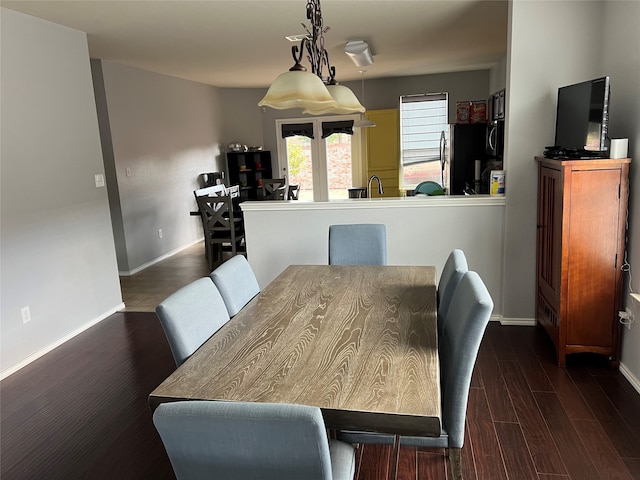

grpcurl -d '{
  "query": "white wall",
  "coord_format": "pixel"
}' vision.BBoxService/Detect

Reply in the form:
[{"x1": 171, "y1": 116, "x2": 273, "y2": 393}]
[
  {"x1": 1, "y1": 9, "x2": 123, "y2": 376},
  {"x1": 242, "y1": 198, "x2": 508, "y2": 321},
  {"x1": 603, "y1": 0, "x2": 640, "y2": 385},
  {"x1": 503, "y1": 0, "x2": 605, "y2": 322},
  {"x1": 95, "y1": 62, "x2": 226, "y2": 273}
]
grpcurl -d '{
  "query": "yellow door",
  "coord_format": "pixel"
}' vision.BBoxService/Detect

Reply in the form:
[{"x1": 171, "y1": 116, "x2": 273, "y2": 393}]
[{"x1": 365, "y1": 109, "x2": 400, "y2": 197}]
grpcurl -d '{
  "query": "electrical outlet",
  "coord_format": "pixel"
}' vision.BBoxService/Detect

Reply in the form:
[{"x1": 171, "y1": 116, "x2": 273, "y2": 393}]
[
  {"x1": 126, "y1": 167, "x2": 132, "y2": 177},
  {"x1": 631, "y1": 293, "x2": 640, "y2": 304},
  {"x1": 21, "y1": 306, "x2": 31, "y2": 324},
  {"x1": 619, "y1": 308, "x2": 635, "y2": 330},
  {"x1": 158, "y1": 229, "x2": 163, "y2": 239}
]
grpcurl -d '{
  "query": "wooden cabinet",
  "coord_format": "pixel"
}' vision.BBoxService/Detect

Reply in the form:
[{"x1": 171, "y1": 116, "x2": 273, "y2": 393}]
[
  {"x1": 365, "y1": 109, "x2": 400, "y2": 197},
  {"x1": 227, "y1": 151, "x2": 273, "y2": 201},
  {"x1": 535, "y1": 157, "x2": 630, "y2": 366}
]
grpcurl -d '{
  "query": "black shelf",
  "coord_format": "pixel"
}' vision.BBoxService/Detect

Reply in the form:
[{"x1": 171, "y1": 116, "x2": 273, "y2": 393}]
[{"x1": 227, "y1": 151, "x2": 273, "y2": 201}]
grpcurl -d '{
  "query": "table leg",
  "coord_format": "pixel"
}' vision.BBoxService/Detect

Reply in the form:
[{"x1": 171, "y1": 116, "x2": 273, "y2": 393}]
[{"x1": 388, "y1": 434, "x2": 400, "y2": 480}]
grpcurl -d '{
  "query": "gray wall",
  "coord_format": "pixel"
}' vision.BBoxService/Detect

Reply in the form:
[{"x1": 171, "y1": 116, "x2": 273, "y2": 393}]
[
  {"x1": 95, "y1": 61, "x2": 226, "y2": 273},
  {"x1": 255, "y1": 69, "x2": 492, "y2": 155},
  {"x1": 1, "y1": 9, "x2": 122, "y2": 374},
  {"x1": 603, "y1": 0, "x2": 640, "y2": 383},
  {"x1": 505, "y1": 0, "x2": 640, "y2": 382}
]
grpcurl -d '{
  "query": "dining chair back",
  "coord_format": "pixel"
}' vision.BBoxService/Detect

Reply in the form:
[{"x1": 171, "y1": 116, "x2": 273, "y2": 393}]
[
  {"x1": 196, "y1": 194, "x2": 245, "y2": 269},
  {"x1": 261, "y1": 178, "x2": 288, "y2": 200},
  {"x1": 153, "y1": 400, "x2": 356, "y2": 480},
  {"x1": 210, "y1": 254, "x2": 260, "y2": 317},
  {"x1": 193, "y1": 184, "x2": 226, "y2": 198},
  {"x1": 225, "y1": 184, "x2": 240, "y2": 198},
  {"x1": 155, "y1": 278, "x2": 230, "y2": 367},
  {"x1": 287, "y1": 184, "x2": 301, "y2": 200},
  {"x1": 437, "y1": 249, "x2": 469, "y2": 337},
  {"x1": 328, "y1": 224, "x2": 387, "y2": 265},
  {"x1": 337, "y1": 271, "x2": 492, "y2": 480},
  {"x1": 414, "y1": 181, "x2": 445, "y2": 196}
]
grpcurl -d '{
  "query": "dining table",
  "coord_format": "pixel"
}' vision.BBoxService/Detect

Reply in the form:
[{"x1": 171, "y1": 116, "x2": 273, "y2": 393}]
[{"x1": 149, "y1": 264, "x2": 441, "y2": 478}]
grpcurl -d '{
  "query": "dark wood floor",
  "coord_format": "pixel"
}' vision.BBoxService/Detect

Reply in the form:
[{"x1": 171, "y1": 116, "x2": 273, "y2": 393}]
[{"x1": 2, "y1": 310, "x2": 639, "y2": 479}]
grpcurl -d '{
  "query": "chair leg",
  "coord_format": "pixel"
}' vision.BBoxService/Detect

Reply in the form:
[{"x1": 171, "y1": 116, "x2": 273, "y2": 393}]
[{"x1": 448, "y1": 448, "x2": 463, "y2": 480}]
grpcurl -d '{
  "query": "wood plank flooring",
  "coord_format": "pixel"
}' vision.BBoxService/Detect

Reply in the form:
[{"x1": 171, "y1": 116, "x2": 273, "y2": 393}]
[{"x1": 2, "y1": 244, "x2": 639, "y2": 479}]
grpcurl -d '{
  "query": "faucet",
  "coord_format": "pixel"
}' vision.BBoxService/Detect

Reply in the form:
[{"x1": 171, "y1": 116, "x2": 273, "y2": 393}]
[{"x1": 367, "y1": 175, "x2": 384, "y2": 198}]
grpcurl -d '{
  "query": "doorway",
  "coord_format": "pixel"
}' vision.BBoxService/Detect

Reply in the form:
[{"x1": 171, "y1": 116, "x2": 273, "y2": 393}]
[{"x1": 276, "y1": 116, "x2": 364, "y2": 201}]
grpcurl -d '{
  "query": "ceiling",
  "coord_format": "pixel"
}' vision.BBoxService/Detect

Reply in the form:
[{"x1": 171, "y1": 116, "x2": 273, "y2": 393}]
[{"x1": 1, "y1": 0, "x2": 509, "y2": 88}]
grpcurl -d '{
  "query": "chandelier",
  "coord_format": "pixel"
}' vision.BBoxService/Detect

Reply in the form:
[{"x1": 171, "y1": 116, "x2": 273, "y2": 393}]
[{"x1": 258, "y1": 0, "x2": 365, "y2": 115}]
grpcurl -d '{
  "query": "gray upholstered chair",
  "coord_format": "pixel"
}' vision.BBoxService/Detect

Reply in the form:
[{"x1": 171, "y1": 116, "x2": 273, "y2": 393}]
[
  {"x1": 328, "y1": 224, "x2": 387, "y2": 265},
  {"x1": 338, "y1": 271, "x2": 493, "y2": 480},
  {"x1": 210, "y1": 254, "x2": 260, "y2": 317},
  {"x1": 153, "y1": 401, "x2": 356, "y2": 480},
  {"x1": 437, "y1": 249, "x2": 469, "y2": 338},
  {"x1": 155, "y1": 278, "x2": 230, "y2": 367}
]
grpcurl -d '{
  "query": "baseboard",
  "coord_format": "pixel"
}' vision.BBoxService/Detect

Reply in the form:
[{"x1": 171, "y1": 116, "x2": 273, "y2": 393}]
[
  {"x1": 119, "y1": 238, "x2": 203, "y2": 276},
  {"x1": 0, "y1": 303, "x2": 125, "y2": 380},
  {"x1": 619, "y1": 362, "x2": 640, "y2": 395},
  {"x1": 495, "y1": 315, "x2": 536, "y2": 326}
]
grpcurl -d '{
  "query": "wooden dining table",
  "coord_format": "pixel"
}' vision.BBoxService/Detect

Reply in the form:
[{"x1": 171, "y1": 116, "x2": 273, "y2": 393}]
[{"x1": 149, "y1": 264, "x2": 441, "y2": 474}]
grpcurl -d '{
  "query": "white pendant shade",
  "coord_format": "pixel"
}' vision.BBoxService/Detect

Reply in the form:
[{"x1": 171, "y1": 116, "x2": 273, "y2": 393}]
[
  {"x1": 354, "y1": 114, "x2": 376, "y2": 128},
  {"x1": 302, "y1": 84, "x2": 365, "y2": 115},
  {"x1": 258, "y1": 70, "x2": 337, "y2": 111}
]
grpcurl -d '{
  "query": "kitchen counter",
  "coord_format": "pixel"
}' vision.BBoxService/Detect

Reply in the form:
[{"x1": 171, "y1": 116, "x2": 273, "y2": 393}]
[
  {"x1": 240, "y1": 195, "x2": 506, "y2": 321},
  {"x1": 240, "y1": 194, "x2": 505, "y2": 212}
]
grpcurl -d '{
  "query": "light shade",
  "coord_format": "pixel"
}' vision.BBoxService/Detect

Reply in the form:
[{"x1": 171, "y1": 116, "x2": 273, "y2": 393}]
[
  {"x1": 354, "y1": 114, "x2": 376, "y2": 128},
  {"x1": 345, "y1": 41, "x2": 374, "y2": 67},
  {"x1": 258, "y1": 70, "x2": 337, "y2": 111},
  {"x1": 303, "y1": 84, "x2": 365, "y2": 115}
]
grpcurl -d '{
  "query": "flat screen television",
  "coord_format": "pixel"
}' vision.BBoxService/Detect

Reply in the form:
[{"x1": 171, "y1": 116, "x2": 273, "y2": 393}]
[{"x1": 554, "y1": 76, "x2": 610, "y2": 157}]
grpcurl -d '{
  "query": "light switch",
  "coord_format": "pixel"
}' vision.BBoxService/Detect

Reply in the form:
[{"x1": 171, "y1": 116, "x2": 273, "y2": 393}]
[{"x1": 95, "y1": 174, "x2": 105, "y2": 188}]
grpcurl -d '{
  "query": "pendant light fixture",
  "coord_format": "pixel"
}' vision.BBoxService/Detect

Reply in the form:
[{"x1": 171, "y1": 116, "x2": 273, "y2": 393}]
[
  {"x1": 353, "y1": 70, "x2": 376, "y2": 128},
  {"x1": 258, "y1": 0, "x2": 364, "y2": 115}
]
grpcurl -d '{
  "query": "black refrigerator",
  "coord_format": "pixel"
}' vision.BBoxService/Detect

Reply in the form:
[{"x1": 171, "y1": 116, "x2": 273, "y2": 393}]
[{"x1": 448, "y1": 123, "x2": 488, "y2": 195}]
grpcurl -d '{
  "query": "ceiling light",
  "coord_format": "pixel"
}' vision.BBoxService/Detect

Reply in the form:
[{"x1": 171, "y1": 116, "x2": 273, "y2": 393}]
[
  {"x1": 303, "y1": 67, "x2": 365, "y2": 115},
  {"x1": 345, "y1": 41, "x2": 374, "y2": 67},
  {"x1": 258, "y1": 0, "x2": 364, "y2": 115}
]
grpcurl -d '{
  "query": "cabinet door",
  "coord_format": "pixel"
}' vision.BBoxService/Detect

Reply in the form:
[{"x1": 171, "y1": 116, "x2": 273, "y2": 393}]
[
  {"x1": 537, "y1": 165, "x2": 563, "y2": 323},
  {"x1": 366, "y1": 109, "x2": 399, "y2": 197},
  {"x1": 566, "y1": 168, "x2": 622, "y2": 347}
]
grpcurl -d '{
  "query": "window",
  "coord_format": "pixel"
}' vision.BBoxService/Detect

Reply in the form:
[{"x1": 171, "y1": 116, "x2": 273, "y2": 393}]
[
  {"x1": 276, "y1": 116, "x2": 363, "y2": 201},
  {"x1": 400, "y1": 93, "x2": 449, "y2": 190}
]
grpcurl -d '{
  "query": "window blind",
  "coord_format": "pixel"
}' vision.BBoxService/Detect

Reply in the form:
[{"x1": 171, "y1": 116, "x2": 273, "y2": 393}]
[
  {"x1": 281, "y1": 123, "x2": 314, "y2": 139},
  {"x1": 321, "y1": 120, "x2": 354, "y2": 139},
  {"x1": 400, "y1": 93, "x2": 448, "y2": 166}
]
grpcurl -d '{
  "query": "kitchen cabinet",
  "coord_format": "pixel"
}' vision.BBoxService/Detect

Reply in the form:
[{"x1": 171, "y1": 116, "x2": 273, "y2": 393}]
[
  {"x1": 365, "y1": 109, "x2": 400, "y2": 197},
  {"x1": 535, "y1": 157, "x2": 630, "y2": 366},
  {"x1": 227, "y1": 151, "x2": 273, "y2": 200}
]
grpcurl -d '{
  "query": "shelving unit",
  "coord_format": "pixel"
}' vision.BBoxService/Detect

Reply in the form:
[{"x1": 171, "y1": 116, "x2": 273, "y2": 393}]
[{"x1": 226, "y1": 151, "x2": 273, "y2": 201}]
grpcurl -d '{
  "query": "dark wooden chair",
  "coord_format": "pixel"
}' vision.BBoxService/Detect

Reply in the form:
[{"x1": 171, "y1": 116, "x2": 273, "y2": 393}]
[
  {"x1": 287, "y1": 184, "x2": 300, "y2": 200},
  {"x1": 196, "y1": 195, "x2": 245, "y2": 269},
  {"x1": 260, "y1": 178, "x2": 288, "y2": 200}
]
